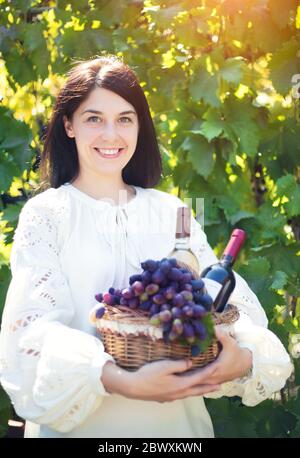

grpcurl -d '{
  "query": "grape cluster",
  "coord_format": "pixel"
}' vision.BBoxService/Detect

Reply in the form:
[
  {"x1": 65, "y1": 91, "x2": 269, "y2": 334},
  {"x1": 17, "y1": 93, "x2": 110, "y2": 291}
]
[{"x1": 92, "y1": 258, "x2": 214, "y2": 356}]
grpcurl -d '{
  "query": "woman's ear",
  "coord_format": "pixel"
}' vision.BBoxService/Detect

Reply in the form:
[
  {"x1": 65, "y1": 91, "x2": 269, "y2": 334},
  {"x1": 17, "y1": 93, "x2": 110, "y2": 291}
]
[{"x1": 63, "y1": 115, "x2": 75, "y2": 138}]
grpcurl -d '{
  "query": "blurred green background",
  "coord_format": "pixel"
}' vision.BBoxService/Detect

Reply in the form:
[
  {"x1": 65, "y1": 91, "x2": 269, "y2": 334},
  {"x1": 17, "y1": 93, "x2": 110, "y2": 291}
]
[{"x1": 0, "y1": 0, "x2": 300, "y2": 437}]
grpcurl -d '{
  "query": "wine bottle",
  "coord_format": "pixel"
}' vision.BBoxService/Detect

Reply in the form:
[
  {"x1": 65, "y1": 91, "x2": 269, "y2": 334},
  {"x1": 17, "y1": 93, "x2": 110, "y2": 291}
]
[
  {"x1": 168, "y1": 207, "x2": 200, "y2": 279},
  {"x1": 200, "y1": 229, "x2": 246, "y2": 313}
]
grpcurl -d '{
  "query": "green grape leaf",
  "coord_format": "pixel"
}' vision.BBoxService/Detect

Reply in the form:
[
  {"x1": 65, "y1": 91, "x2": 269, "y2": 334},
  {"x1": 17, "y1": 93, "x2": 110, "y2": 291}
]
[
  {"x1": 271, "y1": 271, "x2": 289, "y2": 290},
  {"x1": 180, "y1": 135, "x2": 215, "y2": 179},
  {"x1": 269, "y1": 39, "x2": 300, "y2": 95},
  {"x1": 239, "y1": 257, "x2": 271, "y2": 295},
  {"x1": 276, "y1": 174, "x2": 295, "y2": 197},
  {"x1": 189, "y1": 62, "x2": 220, "y2": 108},
  {"x1": 220, "y1": 57, "x2": 246, "y2": 85},
  {"x1": 200, "y1": 108, "x2": 224, "y2": 141}
]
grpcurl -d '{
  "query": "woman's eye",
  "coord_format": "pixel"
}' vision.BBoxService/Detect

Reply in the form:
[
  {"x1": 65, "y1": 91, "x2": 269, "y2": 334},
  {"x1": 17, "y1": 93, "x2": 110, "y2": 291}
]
[
  {"x1": 87, "y1": 116, "x2": 101, "y2": 122},
  {"x1": 86, "y1": 116, "x2": 132, "y2": 123},
  {"x1": 119, "y1": 117, "x2": 132, "y2": 123}
]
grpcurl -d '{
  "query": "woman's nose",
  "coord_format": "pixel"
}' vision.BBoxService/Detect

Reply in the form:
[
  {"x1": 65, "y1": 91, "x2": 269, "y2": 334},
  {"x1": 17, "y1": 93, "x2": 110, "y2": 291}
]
[{"x1": 100, "y1": 122, "x2": 119, "y2": 140}]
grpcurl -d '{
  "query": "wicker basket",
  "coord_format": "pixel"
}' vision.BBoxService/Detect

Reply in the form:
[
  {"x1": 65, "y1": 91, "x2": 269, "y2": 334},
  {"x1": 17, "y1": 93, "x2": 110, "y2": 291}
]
[{"x1": 96, "y1": 304, "x2": 239, "y2": 371}]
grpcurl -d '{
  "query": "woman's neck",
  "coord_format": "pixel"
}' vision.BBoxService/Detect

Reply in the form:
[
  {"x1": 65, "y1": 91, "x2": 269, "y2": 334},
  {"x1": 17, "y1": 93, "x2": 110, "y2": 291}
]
[{"x1": 70, "y1": 175, "x2": 135, "y2": 205}]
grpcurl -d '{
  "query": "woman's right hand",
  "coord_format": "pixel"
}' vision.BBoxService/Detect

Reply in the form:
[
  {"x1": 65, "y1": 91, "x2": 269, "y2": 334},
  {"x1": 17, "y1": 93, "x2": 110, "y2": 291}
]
[{"x1": 101, "y1": 359, "x2": 221, "y2": 403}]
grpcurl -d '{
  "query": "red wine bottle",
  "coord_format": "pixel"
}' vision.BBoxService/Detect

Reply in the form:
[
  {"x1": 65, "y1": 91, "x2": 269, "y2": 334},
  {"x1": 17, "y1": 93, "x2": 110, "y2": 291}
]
[{"x1": 200, "y1": 229, "x2": 246, "y2": 313}]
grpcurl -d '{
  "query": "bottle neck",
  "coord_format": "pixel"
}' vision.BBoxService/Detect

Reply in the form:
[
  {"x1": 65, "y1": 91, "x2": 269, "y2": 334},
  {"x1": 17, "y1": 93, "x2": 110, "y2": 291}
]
[
  {"x1": 220, "y1": 253, "x2": 234, "y2": 268},
  {"x1": 175, "y1": 237, "x2": 191, "y2": 250}
]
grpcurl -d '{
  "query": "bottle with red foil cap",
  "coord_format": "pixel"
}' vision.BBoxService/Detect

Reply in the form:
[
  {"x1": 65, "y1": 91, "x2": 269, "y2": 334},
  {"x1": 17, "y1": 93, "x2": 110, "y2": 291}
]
[{"x1": 200, "y1": 229, "x2": 247, "y2": 313}]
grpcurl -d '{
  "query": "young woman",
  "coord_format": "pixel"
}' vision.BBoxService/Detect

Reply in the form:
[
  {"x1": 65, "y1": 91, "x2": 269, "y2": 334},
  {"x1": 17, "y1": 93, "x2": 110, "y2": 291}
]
[{"x1": 0, "y1": 55, "x2": 292, "y2": 438}]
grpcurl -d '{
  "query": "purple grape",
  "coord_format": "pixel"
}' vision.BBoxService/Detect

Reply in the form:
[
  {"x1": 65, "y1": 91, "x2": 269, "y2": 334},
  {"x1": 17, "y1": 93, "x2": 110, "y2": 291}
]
[
  {"x1": 191, "y1": 279, "x2": 204, "y2": 291},
  {"x1": 179, "y1": 267, "x2": 189, "y2": 273},
  {"x1": 168, "y1": 258, "x2": 178, "y2": 267},
  {"x1": 172, "y1": 318, "x2": 184, "y2": 336},
  {"x1": 141, "y1": 259, "x2": 158, "y2": 272},
  {"x1": 114, "y1": 289, "x2": 122, "y2": 297},
  {"x1": 169, "y1": 281, "x2": 180, "y2": 292},
  {"x1": 129, "y1": 274, "x2": 143, "y2": 285},
  {"x1": 141, "y1": 270, "x2": 152, "y2": 286},
  {"x1": 159, "y1": 310, "x2": 172, "y2": 322},
  {"x1": 149, "y1": 303, "x2": 160, "y2": 316},
  {"x1": 171, "y1": 306, "x2": 183, "y2": 319},
  {"x1": 113, "y1": 294, "x2": 121, "y2": 305},
  {"x1": 182, "y1": 272, "x2": 193, "y2": 283},
  {"x1": 168, "y1": 267, "x2": 184, "y2": 282},
  {"x1": 131, "y1": 281, "x2": 144, "y2": 296},
  {"x1": 180, "y1": 290, "x2": 193, "y2": 302},
  {"x1": 172, "y1": 293, "x2": 185, "y2": 308},
  {"x1": 121, "y1": 287, "x2": 133, "y2": 300},
  {"x1": 181, "y1": 283, "x2": 193, "y2": 292},
  {"x1": 95, "y1": 293, "x2": 103, "y2": 303},
  {"x1": 128, "y1": 297, "x2": 139, "y2": 309},
  {"x1": 199, "y1": 294, "x2": 213, "y2": 311},
  {"x1": 193, "y1": 304, "x2": 207, "y2": 318},
  {"x1": 193, "y1": 291, "x2": 204, "y2": 303},
  {"x1": 108, "y1": 287, "x2": 115, "y2": 294},
  {"x1": 192, "y1": 320, "x2": 207, "y2": 340},
  {"x1": 152, "y1": 294, "x2": 165, "y2": 305},
  {"x1": 151, "y1": 269, "x2": 165, "y2": 285},
  {"x1": 139, "y1": 300, "x2": 152, "y2": 311},
  {"x1": 120, "y1": 297, "x2": 129, "y2": 306},
  {"x1": 183, "y1": 323, "x2": 195, "y2": 344},
  {"x1": 163, "y1": 286, "x2": 176, "y2": 300},
  {"x1": 191, "y1": 344, "x2": 201, "y2": 356},
  {"x1": 159, "y1": 260, "x2": 172, "y2": 274},
  {"x1": 160, "y1": 278, "x2": 169, "y2": 287},
  {"x1": 182, "y1": 305, "x2": 194, "y2": 318},
  {"x1": 145, "y1": 283, "x2": 159, "y2": 296},
  {"x1": 161, "y1": 303, "x2": 171, "y2": 311},
  {"x1": 95, "y1": 306, "x2": 106, "y2": 319},
  {"x1": 102, "y1": 292, "x2": 114, "y2": 305}
]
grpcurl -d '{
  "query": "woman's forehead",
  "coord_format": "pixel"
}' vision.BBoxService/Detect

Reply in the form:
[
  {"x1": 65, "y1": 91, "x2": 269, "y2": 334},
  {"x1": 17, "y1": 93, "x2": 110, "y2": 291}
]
[{"x1": 79, "y1": 87, "x2": 136, "y2": 114}]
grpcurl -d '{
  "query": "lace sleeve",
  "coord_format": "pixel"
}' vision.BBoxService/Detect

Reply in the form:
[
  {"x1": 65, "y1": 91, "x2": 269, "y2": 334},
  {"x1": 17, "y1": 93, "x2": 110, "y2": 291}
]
[
  {"x1": 190, "y1": 217, "x2": 293, "y2": 406},
  {"x1": 0, "y1": 197, "x2": 114, "y2": 433}
]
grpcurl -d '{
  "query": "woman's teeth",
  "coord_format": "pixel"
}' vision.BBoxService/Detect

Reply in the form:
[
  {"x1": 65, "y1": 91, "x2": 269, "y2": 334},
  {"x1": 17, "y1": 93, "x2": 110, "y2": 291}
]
[
  {"x1": 96, "y1": 148, "x2": 120, "y2": 154},
  {"x1": 94, "y1": 147, "x2": 124, "y2": 157}
]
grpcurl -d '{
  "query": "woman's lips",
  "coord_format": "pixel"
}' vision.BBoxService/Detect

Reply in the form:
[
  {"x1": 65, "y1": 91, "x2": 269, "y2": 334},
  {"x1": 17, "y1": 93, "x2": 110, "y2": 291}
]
[{"x1": 94, "y1": 147, "x2": 125, "y2": 158}]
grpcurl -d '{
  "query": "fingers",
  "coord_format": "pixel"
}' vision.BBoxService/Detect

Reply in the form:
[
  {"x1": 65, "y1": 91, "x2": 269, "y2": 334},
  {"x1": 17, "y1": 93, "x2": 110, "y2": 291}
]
[
  {"x1": 178, "y1": 362, "x2": 219, "y2": 388},
  {"x1": 159, "y1": 358, "x2": 193, "y2": 374},
  {"x1": 181, "y1": 384, "x2": 221, "y2": 398},
  {"x1": 215, "y1": 326, "x2": 234, "y2": 345}
]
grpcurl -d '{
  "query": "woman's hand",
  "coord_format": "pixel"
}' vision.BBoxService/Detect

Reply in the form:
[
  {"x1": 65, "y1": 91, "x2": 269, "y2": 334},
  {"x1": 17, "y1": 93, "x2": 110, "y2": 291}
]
[
  {"x1": 101, "y1": 326, "x2": 252, "y2": 402},
  {"x1": 183, "y1": 326, "x2": 253, "y2": 387},
  {"x1": 101, "y1": 358, "x2": 221, "y2": 403}
]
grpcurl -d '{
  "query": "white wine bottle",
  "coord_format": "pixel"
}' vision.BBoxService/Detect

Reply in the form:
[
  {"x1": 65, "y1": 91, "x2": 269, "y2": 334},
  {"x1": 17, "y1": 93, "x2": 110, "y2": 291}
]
[{"x1": 168, "y1": 207, "x2": 200, "y2": 279}]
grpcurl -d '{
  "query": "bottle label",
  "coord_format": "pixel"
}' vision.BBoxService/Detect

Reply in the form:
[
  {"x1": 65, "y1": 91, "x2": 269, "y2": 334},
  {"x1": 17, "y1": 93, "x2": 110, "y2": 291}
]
[{"x1": 202, "y1": 278, "x2": 222, "y2": 301}]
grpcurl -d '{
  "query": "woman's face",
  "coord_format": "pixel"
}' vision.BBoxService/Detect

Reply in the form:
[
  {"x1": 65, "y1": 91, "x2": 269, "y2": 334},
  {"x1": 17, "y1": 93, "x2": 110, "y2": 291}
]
[{"x1": 63, "y1": 87, "x2": 139, "y2": 180}]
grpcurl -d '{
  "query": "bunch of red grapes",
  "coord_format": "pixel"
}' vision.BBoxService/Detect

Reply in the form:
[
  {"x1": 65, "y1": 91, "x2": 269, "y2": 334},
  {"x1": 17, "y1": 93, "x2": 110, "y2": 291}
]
[{"x1": 94, "y1": 258, "x2": 214, "y2": 356}]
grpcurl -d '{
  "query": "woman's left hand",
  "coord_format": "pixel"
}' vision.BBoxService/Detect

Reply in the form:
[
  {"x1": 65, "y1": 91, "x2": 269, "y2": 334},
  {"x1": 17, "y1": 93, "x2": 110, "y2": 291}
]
[{"x1": 185, "y1": 326, "x2": 253, "y2": 387}]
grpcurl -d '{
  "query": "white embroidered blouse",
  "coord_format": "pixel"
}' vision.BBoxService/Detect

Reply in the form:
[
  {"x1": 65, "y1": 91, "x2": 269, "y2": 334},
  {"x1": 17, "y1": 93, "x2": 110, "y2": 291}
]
[{"x1": 0, "y1": 183, "x2": 293, "y2": 438}]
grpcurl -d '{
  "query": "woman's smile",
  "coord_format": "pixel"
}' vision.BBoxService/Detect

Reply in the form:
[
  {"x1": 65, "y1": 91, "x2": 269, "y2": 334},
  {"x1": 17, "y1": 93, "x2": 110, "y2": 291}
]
[{"x1": 93, "y1": 147, "x2": 126, "y2": 158}]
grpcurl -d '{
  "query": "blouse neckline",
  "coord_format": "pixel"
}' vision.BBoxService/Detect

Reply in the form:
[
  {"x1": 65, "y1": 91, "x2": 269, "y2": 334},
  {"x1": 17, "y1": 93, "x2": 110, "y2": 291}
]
[{"x1": 63, "y1": 182, "x2": 141, "y2": 210}]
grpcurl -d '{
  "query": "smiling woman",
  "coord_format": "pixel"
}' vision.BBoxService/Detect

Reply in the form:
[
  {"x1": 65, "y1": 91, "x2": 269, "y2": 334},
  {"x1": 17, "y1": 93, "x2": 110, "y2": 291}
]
[
  {"x1": 62, "y1": 87, "x2": 140, "y2": 202},
  {"x1": 38, "y1": 54, "x2": 162, "y2": 202},
  {"x1": 0, "y1": 54, "x2": 292, "y2": 439}
]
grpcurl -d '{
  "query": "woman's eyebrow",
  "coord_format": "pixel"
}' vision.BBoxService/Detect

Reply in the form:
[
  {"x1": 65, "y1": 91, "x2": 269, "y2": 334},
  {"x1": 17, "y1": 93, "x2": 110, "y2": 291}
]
[{"x1": 80, "y1": 109, "x2": 137, "y2": 116}]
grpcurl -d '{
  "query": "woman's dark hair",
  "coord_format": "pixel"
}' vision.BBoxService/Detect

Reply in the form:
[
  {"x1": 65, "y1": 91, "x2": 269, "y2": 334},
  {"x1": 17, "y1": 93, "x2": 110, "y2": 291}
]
[{"x1": 37, "y1": 54, "x2": 162, "y2": 191}]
